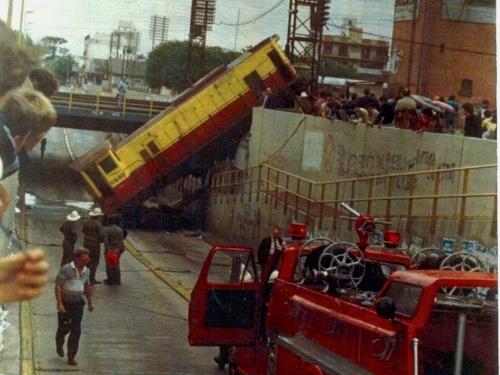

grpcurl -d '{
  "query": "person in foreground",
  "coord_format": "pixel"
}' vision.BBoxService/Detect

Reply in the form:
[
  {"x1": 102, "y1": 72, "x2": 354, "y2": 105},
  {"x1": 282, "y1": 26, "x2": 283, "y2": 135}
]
[
  {"x1": 0, "y1": 249, "x2": 48, "y2": 303},
  {"x1": 55, "y1": 248, "x2": 94, "y2": 366}
]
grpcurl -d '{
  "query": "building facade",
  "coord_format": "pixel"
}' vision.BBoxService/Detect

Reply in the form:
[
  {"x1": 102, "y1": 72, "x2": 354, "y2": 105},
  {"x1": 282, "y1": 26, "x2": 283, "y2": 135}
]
[
  {"x1": 321, "y1": 23, "x2": 390, "y2": 71},
  {"x1": 388, "y1": 0, "x2": 496, "y2": 105},
  {"x1": 318, "y1": 21, "x2": 390, "y2": 95}
]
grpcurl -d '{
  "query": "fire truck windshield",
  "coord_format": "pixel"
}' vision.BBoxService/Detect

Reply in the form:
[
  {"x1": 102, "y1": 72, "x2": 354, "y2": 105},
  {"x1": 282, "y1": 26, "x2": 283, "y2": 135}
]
[{"x1": 382, "y1": 281, "x2": 423, "y2": 317}]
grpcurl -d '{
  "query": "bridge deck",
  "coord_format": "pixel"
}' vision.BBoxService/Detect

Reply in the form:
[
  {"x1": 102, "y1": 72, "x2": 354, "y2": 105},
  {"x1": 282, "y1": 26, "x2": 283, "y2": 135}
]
[{"x1": 51, "y1": 92, "x2": 171, "y2": 133}]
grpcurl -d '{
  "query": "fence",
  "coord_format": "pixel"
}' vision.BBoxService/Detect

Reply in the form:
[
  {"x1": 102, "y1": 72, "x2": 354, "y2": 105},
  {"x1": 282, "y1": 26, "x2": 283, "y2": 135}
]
[{"x1": 210, "y1": 163, "x2": 497, "y2": 241}]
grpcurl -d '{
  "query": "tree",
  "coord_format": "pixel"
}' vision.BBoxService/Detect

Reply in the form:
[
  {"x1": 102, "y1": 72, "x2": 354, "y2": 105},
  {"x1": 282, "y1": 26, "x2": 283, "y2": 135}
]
[
  {"x1": 321, "y1": 59, "x2": 361, "y2": 79},
  {"x1": 145, "y1": 41, "x2": 241, "y2": 93},
  {"x1": 93, "y1": 59, "x2": 109, "y2": 75},
  {"x1": 44, "y1": 55, "x2": 76, "y2": 83},
  {"x1": 40, "y1": 36, "x2": 68, "y2": 60}
]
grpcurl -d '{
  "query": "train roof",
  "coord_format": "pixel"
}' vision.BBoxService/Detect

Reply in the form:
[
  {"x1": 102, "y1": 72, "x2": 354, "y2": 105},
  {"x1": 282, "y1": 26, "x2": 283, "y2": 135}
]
[{"x1": 70, "y1": 141, "x2": 110, "y2": 171}]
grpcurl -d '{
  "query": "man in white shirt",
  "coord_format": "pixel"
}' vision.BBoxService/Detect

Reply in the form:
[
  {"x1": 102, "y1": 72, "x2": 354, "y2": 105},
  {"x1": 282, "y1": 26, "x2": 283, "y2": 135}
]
[{"x1": 55, "y1": 248, "x2": 94, "y2": 366}]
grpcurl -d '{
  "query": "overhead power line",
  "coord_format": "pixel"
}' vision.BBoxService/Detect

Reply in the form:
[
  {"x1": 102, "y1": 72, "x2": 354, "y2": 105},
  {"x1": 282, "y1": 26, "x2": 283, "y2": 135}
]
[{"x1": 216, "y1": 0, "x2": 285, "y2": 27}]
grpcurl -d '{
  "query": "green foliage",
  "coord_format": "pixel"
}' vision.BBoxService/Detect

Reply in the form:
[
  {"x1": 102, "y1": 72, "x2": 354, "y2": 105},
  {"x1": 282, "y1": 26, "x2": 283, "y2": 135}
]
[
  {"x1": 93, "y1": 59, "x2": 108, "y2": 74},
  {"x1": 321, "y1": 59, "x2": 361, "y2": 79},
  {"x1": 145, "y1": 41, "x2": 242, "y2": 93},
  {"x1": 44, "y1": 56, "x2": 75, "y2": 83},
  {"x1": 40, "y1": 36, "x2": 68, "y2": 60}
]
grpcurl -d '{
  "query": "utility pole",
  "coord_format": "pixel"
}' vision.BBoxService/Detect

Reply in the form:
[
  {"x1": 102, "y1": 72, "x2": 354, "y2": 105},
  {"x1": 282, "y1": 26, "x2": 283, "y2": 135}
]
[
  {"x1": 7, "y1": 0, "x2": 14, "y2": 27},
  {"x1": 233, "y1": 9, "x2": 240, "y2": 51},
  {"x1": 149, "y1": 15, "x2": 169, "y2": 50},
  {"x1": 187, "y1": 0, "x2": 216, "y2": 73},
  {"x1": 286, "y1": 0, "x2": 330, "y2": 94}
]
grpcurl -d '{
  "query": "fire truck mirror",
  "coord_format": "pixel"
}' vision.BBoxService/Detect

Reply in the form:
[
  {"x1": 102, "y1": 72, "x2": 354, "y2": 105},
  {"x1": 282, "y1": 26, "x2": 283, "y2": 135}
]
[{"x1": 375, "y1": 296, "x2": 396, "y2": 320}]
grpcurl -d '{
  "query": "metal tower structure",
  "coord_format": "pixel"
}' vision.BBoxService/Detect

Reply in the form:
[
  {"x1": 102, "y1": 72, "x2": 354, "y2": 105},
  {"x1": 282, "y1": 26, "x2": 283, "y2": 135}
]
[
  {"x1": 188, "y1": 0, "x2": 216, "y2": 70},
  {"x1": 286, "y1": 0, "x2": 330, "y2": 93},
  {"x1": 149, "y1": 15, "x2": 169, "y2": 50}
]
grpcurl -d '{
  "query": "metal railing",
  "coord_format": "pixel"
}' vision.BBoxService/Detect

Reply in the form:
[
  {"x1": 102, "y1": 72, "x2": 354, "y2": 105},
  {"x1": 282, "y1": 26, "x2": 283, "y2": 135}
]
[
  {"x1": 51, "y1": 91, "x2": 171, "y2": 119},
  {"x1": 210, "y1": 163, "x2": 497, "y2": 238}
]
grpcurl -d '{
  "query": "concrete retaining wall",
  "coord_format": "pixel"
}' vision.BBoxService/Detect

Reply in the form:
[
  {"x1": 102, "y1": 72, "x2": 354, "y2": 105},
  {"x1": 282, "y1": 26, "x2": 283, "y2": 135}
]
[{"x1": 208, "y1": 108, "x2": 497, "y2": 251}]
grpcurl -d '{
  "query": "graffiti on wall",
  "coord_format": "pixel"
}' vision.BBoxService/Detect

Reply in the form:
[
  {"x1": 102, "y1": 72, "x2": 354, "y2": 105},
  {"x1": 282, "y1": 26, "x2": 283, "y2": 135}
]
[
  {"x1": 322, "y1": 139, "x2": 457, "y2": 190},
  {"x1": 236, "y1": 203, "x2": 261, "y2": 233}
]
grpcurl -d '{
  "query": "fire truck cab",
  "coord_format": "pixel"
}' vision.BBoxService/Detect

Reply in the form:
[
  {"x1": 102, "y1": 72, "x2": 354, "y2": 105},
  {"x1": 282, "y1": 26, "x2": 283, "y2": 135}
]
[{"x1": 188, "y1": 207, "x2": 498, "y2": 375}]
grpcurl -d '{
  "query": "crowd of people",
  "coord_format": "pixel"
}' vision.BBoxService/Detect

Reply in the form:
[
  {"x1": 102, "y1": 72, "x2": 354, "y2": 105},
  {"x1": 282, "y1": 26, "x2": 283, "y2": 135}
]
[{"x1": 263, "y1": 84, "x2": 496, "y2": 139}]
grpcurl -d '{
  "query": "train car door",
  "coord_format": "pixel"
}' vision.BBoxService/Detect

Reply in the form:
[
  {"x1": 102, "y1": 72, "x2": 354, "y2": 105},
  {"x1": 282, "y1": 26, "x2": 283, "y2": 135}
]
[{"x1": 188, "y1": 246, "x2": 260, "y2": 346}]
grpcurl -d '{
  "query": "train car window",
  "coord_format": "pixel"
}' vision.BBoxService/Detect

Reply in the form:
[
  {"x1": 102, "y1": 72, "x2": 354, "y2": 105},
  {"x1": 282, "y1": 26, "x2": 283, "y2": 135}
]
[
  {"x1": 84, "y1": 165, "x2": 114, "y2": 198},
  {"x1": 244, "y1": 71, "x2": 266, "y2": 98},
  {"x1": 268, "y1": 49, "x2": 294, "y2": 81},
  {"x1": 140, "y1": 149, "x2": 151, "y2": 161},
  {"x1": 99, "y1": 156, "x2": 117, "y2": 174},
  {"x1": 147, "y1": 141, "x2": 160, "y2": 155}
]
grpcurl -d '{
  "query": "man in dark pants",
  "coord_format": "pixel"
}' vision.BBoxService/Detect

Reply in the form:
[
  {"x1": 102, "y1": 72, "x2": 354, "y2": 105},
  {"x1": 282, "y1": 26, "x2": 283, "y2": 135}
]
[
  {"x1": 82, "y1": 207, "x2": 105, "y2": 284},
  {"x1": 55, "y1": 248, "x2": 94, "y2": 366},
  {"x1": 40, "y1": 137, "x2": 47, "y2": 159},
  {"x1": 59, "y1": 210, "x2": 81, "y2": 267},
  {"x1": 257, "y1": 226, "x2": 283, "y2": 271},
  {"x1": 103, "y1": 215, "x2": 125, "y2": 285}
]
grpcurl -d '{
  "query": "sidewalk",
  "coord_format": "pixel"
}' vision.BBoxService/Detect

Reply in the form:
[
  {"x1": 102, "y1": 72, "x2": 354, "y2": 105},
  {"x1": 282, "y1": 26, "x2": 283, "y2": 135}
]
[{"x1": 4, "y1": 226, "x2": 231, "y2": 374}]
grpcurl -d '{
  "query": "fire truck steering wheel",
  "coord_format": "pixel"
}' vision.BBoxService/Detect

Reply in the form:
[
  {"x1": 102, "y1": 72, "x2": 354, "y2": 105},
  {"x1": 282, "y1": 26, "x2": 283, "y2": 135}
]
[
  {"x1": 318, "y1": 242, "x2": 366, "y2": 289},
  {"x1": 410, "y1": 247, "x2": 447, "y2": 269},
  {"x1": 439, "y1": 252, "x2": 485, "y2": 272},
  {"x1": 439, "y1": 252, "x2": 485, "y2": 296}
]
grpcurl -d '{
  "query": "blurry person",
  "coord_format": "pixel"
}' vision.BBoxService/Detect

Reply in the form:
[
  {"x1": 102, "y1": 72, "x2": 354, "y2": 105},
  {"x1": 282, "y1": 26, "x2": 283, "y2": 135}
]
[
  {"x1": 103, "y1": 215, "x2": 125, "y2": 285},
  {"x1": 117, "y1": 77, "x2": 128, "y2": 108},
  {"x1": 40, "y1": 137, "x2": 47, "y2": 159},
  {"x1": 481, "y1": 110, "x2": 496, "y2": 139},
  {"x1": 55, "y1": 248, "x2": 94, "y2": 366},
  {"x1": 260, "y1": 87, "x2": 272, "y2": 107},
  {"x1": 82, "y1": 208, "x2": 105, "y2": 284},
  {"x1": 0, "y1": 88, "x2": 57, "y2": 178},
  {"x1": 257, "y1": 226, "x2": 283, "y2": 270},
  {"x1": 462, "y1": 102, "x2": 482, "y2": 138},
  {"x1": 60, "y1": 210, "x2": 81, "y2": 267},
  {"x1": 27, "y1": 68, "x2": 60, "y2": 97},
  {"x1": 0, "y1": 20, "x2": 41, "y2": 100},
  {"x1": 0, "y1": 249, "x2": 49, "y2": 303}
]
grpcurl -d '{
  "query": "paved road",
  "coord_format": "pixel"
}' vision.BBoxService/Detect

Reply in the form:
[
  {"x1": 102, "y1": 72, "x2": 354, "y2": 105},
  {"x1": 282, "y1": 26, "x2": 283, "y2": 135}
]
[{"x1": 7, "y1": 127, "x2": 223, "y2": 374}]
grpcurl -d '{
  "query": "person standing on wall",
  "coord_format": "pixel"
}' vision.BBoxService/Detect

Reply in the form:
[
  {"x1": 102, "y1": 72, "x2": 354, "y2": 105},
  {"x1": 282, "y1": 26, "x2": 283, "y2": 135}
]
[
  {"x1": 82, "y1": 208, "x2": 105, "y2": 284},
  {"x1": 117, "y1": 77, "x2": 128, "y2": 108},
  {"x1": 55, "y1": 248, "x2": 94, "y2": 366}
]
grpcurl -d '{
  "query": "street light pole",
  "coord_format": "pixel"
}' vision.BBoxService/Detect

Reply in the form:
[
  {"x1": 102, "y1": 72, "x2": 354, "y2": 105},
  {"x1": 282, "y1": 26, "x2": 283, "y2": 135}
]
[{"x1": 66, "y1": 58, "x2": 70, "y2": 84}]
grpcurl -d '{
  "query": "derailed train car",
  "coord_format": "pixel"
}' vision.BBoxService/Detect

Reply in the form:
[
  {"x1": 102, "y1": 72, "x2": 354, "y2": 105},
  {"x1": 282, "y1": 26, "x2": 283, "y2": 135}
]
[{"x1": 70, "y1": 35, "x2": 297, "y2": 213}]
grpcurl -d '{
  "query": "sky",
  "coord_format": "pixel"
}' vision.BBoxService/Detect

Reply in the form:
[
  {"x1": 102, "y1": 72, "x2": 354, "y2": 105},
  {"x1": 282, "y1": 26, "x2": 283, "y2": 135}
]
[{"x1": 0, "y1": 0, "x2": 395, "y2": 57}]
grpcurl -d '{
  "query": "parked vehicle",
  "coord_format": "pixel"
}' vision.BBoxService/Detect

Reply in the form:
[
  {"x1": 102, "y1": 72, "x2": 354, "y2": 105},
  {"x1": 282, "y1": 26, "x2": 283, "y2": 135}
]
[{"x1": 189, "y1": 203, "x2": 497, "y2": 374}]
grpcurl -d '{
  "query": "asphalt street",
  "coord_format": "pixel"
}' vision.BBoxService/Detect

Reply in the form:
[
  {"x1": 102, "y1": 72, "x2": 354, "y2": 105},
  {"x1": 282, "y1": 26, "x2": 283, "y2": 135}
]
[{"x1": 2, "y1": 127, "x2": 225, "y2": 374}]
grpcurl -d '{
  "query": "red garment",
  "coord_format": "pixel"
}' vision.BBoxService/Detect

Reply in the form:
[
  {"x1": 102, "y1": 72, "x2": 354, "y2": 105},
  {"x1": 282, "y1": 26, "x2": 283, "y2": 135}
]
[{"x1": 105, "y1": 249, "x2": 120, "y2": 268}]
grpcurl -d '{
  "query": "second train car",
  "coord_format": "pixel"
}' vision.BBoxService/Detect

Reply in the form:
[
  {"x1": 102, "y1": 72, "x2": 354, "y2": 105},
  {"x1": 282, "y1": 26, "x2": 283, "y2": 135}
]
[{"x1": 71, "y1": 35, "x2": 297, "y2": 213}]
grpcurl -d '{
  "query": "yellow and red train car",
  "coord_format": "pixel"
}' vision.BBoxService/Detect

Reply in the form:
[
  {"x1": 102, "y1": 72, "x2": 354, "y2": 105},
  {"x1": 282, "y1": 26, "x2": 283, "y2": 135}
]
[{"x1": 70, "y1": 35, "x2": 297, "y2": 213}]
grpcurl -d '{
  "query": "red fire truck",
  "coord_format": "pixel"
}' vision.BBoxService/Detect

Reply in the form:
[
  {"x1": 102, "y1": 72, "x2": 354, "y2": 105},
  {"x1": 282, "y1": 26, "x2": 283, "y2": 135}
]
[{"x1": 189, "y1": 203, "x2": 498, "y2": 375}]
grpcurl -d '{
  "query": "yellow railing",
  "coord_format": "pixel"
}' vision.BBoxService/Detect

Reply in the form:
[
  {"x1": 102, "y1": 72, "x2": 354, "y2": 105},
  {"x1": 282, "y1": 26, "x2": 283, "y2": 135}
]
[
  {"x1": 210, "y1": 163, "x2": 497, "y2": 237},
  {"x1": 50, "y1": 92, "x2": 170, "y2": 118}
]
